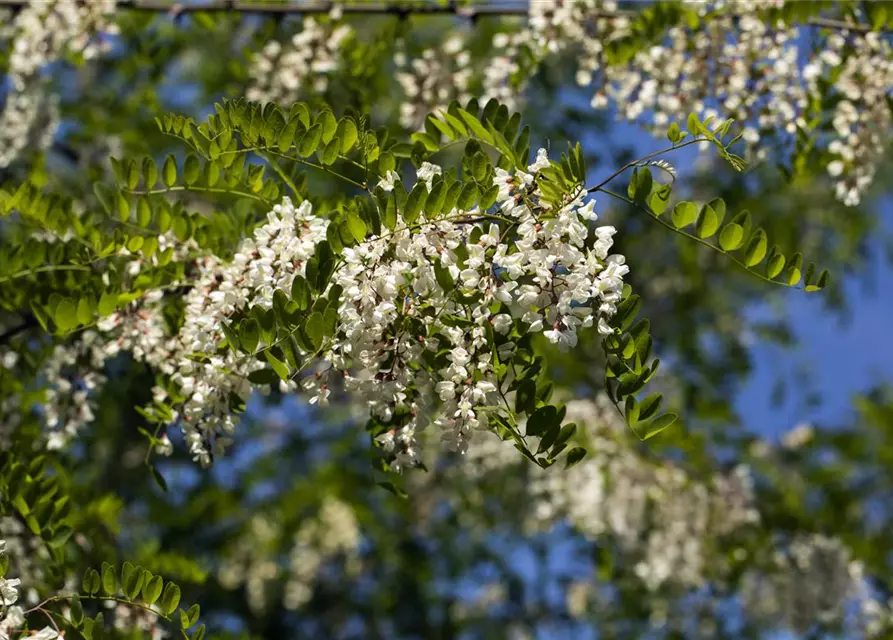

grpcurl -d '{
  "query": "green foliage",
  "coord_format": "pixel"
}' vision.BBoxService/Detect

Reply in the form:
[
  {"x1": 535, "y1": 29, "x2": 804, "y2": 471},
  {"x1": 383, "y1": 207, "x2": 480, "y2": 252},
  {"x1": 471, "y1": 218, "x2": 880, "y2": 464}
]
[{"x1": 68, "y1": 563, "x2": 199, "y2": 639}]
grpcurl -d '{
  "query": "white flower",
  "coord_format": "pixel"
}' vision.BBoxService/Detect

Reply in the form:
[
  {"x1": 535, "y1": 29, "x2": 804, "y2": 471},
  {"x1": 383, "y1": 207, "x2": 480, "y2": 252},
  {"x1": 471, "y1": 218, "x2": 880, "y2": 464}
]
[
  {"x1": 416, "y1": 162, "x2": 442, "y2": 191},
  {"x1": 378, "y1": 170, "x2": 400, "y2": 192},
  {"x1": 528, "y1": 148, "x2": 551, "y2": 173},
  {"x1": 0, "y1": 577, "x2": 20, "y2": 606},
  {"x1": 827, "y1": 160, "x2": 844, "y2": 177},
  {"x1": 492, "y1": 314, "x2": 513, "y2": 334}
]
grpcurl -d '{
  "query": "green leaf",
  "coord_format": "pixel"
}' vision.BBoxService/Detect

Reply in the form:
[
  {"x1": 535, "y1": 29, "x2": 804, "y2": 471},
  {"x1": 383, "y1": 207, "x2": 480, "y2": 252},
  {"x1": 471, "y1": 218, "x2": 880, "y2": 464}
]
[
  {"x1": 718, "y1": 223, "x2": 744, "y2": 251},
  {"x1": 403, "y1": 183, "x2": 428, "y2": 225},
  {"x1": 55, "y1": 297, "x2": 78, "y2": 332},
  {"x1": 278, "y1": 118, "x2": 300, "y2": 151},
  {"x1": 319, "y1": 137, "x2": 340, "y2": 165},
  {"x1": 744, "y1": 228, "x2": 768, "y2": 266},
  {"x1": 671, "y1": 201, "x2": 697, "y2": 229},
  {"x1": 337, "y1": 118, "x2": 358, "y2": 153},
  {"x1": 695, "y1": 203, "x2": 722, "y2": 238},
  {"x1": 515, "y1": 379, "x2": 537, "y2": 415},
  {"x1": 806, "y1": 268, "x2": 830, "y2": 292},
  {"x1": 71, "y1": 593, "x2": 84, "y2": 626},
  {"x1": 183, "y1": 154, "x2": 201, "y2": 186},
  {"x1": 163, "y1": 154, "x2": 177, "y2": 188},
  {"x1": 624, "y1": 396, "x2": 639, "y2": 424},
  {"x1": 142, "y1": 157, "x2": 158, "y2": 188},
  {"x1": 427, "y1": 115, "x2": 455, "y2": 141},
  {"x1": 457, "y1": 108, "x2": 493, "y2": 143},
  {"x1": 122, "y1": 561, "x2": 144, "y2": 600},
  {"x1": 248, "y1": 369, "x2": 280, "y2": 385},
  {"x1": 526, "y1": 405, "x2": 558, "y2": 437},
  {"x1": 564, "y1": 447, "x2": 587, "y2": 469},
  {"x1": 638, "y1": 393, "x2": 663, "y2": 421},
  {"x1": 412, "y1": 131, "x2": 440, "y2": 152},
  {"x1": 117, "y1": 193, "x2": 131, "y2": 221},
  {"x1": 83, "y1": 568, "x2": 100, "y2": 595},
  {"x1": 299, "y1": 124, "x2": 323, "y2": 157},
  {"x1": 434, "y1": 262, "x2": 454, "y2": 291},
  {"x1": 649, "y1": 184, "x2": 672, "y2": 215},
  {"x1": 304, "y1": 311, "x2": 324, "y2": 351},
  {"x1": 101, "y1": 563, "x2": 117, "y2": 595},
  {"x1": 48, "y1": 525, "x2": 72, "y2": 548},
  {"x1": 641, "y1": 412, "x2": 677, "y2": 439},
  {"x1": 92, "y1": 613, "x2": 105, "y2": 640},
  {"x1": 766, "y1": 249, "x2": 786, "y2": 279},
  {"x1": 318, "y1": 110, "x2": 338, "y2": 144},
  {"x1": 137, "y1": 198, "x2": 152, "y2": 227},
  {"x1": 441, "y1": 111, "x2": 467, "y2": 137},
  {"x1": 634, "y1": 167, "x2": 652, "y2": 202},
  {"x1": 183, "y1": 604, "x2": 200, "y2": 628},
  {"x1": 76, "y1": 297, "x2": 93, "y2": 325},
  {"x1": 161, "y1": 582, "x2": 181, "y2": 615},
  {"x1": 192, "y1": 624, "x2": 207, "y2": 640},
  {"x1": 142, "y1": 575, "x2": 164, "y2": 604},
  {"x1": 291, "y1": 275, "x2": 312, "y2": 310},
  {"x1": 667, "y1": 121, "x2": 681, "y2": 144},
  {"x1": 240, "y1": 318, "x2": 259, "y2": 353},
  {"x1": 456, "y1": 183, "x2": 478, "y2": 210},
  {"x1": 150, "y1": 465, "x2": 168, "y2": 493},
  {"x1": 378, "y1": 152, "x2": 396, "y2": 174},
  {"x1": 93, "y1": 182, "x2": 115, "y2": 215},
  {"x1": 97, "y1": 291, "x2": 117, "y2": 317},
  {"x1": 264, "y1": 350, "x2": 290, "y2": 381}
]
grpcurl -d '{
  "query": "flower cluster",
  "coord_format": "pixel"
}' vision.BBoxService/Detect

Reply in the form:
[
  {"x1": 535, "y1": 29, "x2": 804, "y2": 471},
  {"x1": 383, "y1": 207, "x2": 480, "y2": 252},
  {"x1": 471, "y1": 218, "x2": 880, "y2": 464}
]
[
  {"x1": 363, "y1": 0, "x2": 881, "y2": 205},
  {"x1": 284, "y1": 497, "x2": 361, "y2": 609},
  {"x1": 482, "y1": 0, "x2": 630, "y2": 113},
  {"x1": 740, "y1": 534, "x2": 892, "y2": 636},
  {"x1": 165, "y1": 198, "x2": 328, "y2": 467},
  {"x1": 394, "y1": 34, "x2": 473, "y2": 130},
  {"x1": 806, "y1": 30, "x2": 893, "y2": 206},
  {"x1": 331, "y1": 152, "x2": 625, "y2": 468},
  {"x1": 0, "y1": 232, "x2": 194, "y2": 452},
  {"x1": 246, "y1": 6, "x2": 352, "y2": 105},
  {"x1": 0, "y1": 533, "x2": 63, "y2": 640},
  {"x1": 524, "y1": 395, "x2": 759, "y2": 591},
  {"x1": 136, "y1": 149, "x2": 625, "y2": 469},
  {"x1": 0, "y1": 0, "x2": 117, "y2": 168},
  {"x1": 217, "y1": 498, "x2": 361, "y2": 615}
]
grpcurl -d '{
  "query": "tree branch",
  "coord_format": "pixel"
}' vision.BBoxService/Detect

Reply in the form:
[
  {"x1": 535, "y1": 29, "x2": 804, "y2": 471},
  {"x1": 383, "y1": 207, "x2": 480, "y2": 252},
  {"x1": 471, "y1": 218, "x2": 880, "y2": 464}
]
[{"x1": 0, "y1": 1, "x2": 873, "y2": 32}]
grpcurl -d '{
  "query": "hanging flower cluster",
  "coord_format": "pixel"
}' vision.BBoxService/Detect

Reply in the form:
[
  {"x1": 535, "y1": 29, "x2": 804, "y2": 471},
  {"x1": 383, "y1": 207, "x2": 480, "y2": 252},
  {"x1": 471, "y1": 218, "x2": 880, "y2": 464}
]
[
  {"x1": 394, "y1": 34, "x2": 474, "y2": 130},
  {"x1": 806, "y1": 31, "x2": 893, "y2": 206},
  {"x1": 476, "y1": 0, "x2": 892, "y2": 205},
  {"x1": 246, "y1": 5, "x2": 353, "y2": 106},
  {"x1": 0, "y1": 0, "x2": 117, "y2": 168},
  {"x1": 740, "y1": 534, "x2": 892, "y2": 636},
  {"x1": 125, "y1": 148, "x2": 626, "y2": 469}
]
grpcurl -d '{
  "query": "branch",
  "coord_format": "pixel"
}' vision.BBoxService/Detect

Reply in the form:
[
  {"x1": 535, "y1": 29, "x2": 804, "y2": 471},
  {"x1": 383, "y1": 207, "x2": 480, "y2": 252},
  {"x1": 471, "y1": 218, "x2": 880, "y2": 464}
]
[
  {"x1": 0, "y1": 0, "x2": 883, "y2": 33},
  {"x1": 806, "y1": 16, "x2": 876, "y2": 33}
]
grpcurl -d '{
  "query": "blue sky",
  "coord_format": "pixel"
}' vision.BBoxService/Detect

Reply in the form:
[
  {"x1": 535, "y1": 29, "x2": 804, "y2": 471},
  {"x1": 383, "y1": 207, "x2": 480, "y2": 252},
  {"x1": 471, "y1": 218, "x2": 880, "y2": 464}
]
[
  {"x1": 736, "y1": 200, "x2": 893, "y2": 439},
  {"x1": 594, "y1": 115, "x2": 893, "y2": 442}
]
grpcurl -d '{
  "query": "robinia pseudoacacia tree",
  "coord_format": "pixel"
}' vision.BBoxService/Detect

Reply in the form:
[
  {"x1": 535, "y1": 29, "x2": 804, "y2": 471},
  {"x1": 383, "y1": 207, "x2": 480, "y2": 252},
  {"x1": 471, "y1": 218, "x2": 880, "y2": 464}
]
[{"x1": 1, "y1": 1, "x2": 892, "y2": 638}]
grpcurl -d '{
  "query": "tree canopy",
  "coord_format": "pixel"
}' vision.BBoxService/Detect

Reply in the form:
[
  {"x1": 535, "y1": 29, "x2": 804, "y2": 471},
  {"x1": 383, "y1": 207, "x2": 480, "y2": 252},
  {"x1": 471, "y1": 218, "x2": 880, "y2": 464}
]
[{"x1": 1, "y1": 2, "x2": 893, "y2": 639}]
